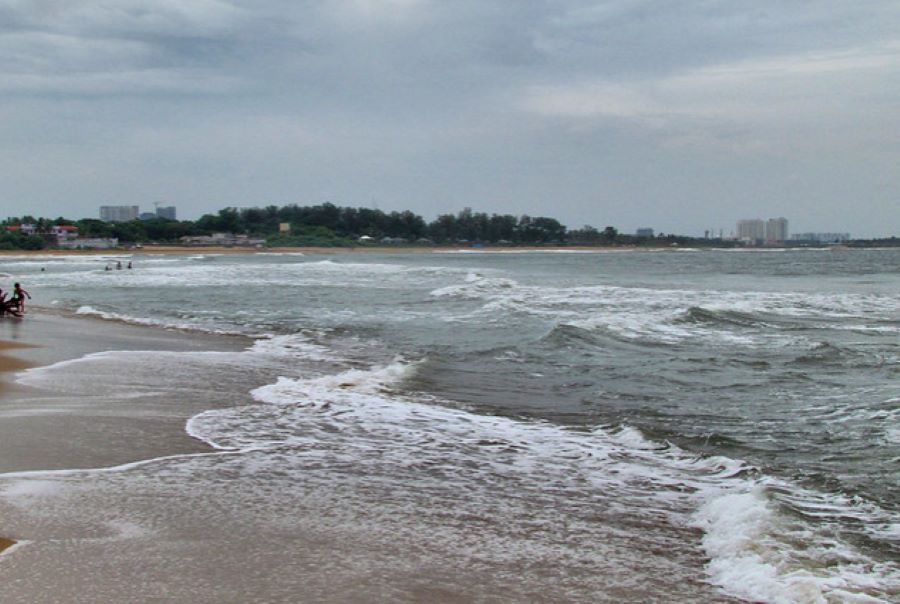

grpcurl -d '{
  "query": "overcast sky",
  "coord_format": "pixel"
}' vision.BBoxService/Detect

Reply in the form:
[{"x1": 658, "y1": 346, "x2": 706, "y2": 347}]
[{"x1": 1, "y1": 1, "x2": 898, "y2": 237}]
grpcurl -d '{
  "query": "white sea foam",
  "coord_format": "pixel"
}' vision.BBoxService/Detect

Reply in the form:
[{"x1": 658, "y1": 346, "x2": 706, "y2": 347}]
[
  {"x1": 1, "y1": 479, "x2": 63, "y2": 498},
  {"x1": 693, "y1": 484, "x2": 900, "y2": 603},
  {"x1": 76, "y1": 305, "x2": 165, "y2": 326},
  {"x1": 74, "y1": 305, "x2": 247, "y2": 336},
  {"x1": 3, "y1": 330, "x2": 898, "y2": 601},
  {"x1": 430, "y1": 274, "x2": 521, "y2": 299},
  {"x1": 182, "y1": 357, "x2": 900, "y2": 602},
  {"x1": 248, "y1": 333, "x2": 335, "y2": 362},
  {"x1": 425, "y1": 272, "x2": 900, "y2": 348}
]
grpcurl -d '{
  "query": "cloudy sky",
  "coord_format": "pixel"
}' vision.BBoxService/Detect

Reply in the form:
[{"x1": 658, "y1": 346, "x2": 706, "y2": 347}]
[{"x1": 1, "y1": 1, "x2": 898, "y2": 237}]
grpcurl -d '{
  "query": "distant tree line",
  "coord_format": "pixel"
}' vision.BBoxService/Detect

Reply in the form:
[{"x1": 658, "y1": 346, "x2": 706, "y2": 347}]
[
  {"x1": 2, "y1": 204, "x2": 891, "y2": 249},
  {"x1": 1, "y1": 204, "x2": 573, "y2": 248}
]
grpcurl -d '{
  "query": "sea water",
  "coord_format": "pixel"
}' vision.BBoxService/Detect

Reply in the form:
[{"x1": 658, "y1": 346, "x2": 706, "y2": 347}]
[{"x1": 0, "y1": 249, "x2": 898, "y2": 602}]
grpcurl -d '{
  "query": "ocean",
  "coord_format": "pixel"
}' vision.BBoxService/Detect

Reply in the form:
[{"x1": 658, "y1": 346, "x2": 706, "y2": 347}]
[{"x1": 1, "y1": 248, "x2": 898, "y2": 602}]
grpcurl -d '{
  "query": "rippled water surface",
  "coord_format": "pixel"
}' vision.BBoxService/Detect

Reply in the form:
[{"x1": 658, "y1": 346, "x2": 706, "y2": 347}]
[{"x1": 2, "y1": 248, "x2": 898, "y2": 603}]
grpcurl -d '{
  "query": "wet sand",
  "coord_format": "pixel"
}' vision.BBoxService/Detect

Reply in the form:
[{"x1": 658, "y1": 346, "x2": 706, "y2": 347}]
[
  {"x1": 0, "y1": 310, "x2": 251, "y2": 569},
  {"x1": 0, "y1": 340, "x2": 35, "y2": 376},
  {"x1": 0, "y1": 310, "x2": 250, "y2": 474},
  {"x1": 0, "y1": 342, "x2": 31, "y2": 557}
]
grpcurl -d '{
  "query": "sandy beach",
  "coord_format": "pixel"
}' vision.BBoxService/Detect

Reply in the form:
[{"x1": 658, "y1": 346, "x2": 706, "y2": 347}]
[
  {"x1": 0, "y1": 309, "x2": 268, "y2": 600},
  {"x1": 0, "y1": 340, "x2": 35, "y2": 377},
  {"x1": 0, "y1": 341, "x2": 32, "y2": 559},
  {"x1": 0, "y1": 310, "x2": 251, "y2": 474}
]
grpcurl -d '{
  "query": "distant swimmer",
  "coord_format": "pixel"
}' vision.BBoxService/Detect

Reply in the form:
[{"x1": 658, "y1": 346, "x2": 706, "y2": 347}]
[
  {"x1": 116, "y1": 261, "x2": 122, "y2": 270},
  {"x1": 127, "y1": 261, "x2": 133, "y2": 269}
]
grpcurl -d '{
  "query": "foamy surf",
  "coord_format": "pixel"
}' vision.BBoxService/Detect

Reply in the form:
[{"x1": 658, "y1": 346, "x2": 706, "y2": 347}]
[
  {"x1": 1, "y1": 248, "x2": 897, "y2": 601},
  {"x1": 187, "y1": 355, "x2": 899, "y2": 602}
]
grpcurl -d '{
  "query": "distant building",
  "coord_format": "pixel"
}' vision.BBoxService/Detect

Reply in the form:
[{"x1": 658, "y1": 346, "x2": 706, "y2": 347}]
[
  {"x1": 50, "y1": 225, "x2": 79, "y2": 244},
  {"x1": 178, "y1": 233, "x2": 265, "y2": 247},
  {"x1": 636, "y1": 227, "x2": 655, "y2": 238},
  {"x1": 156, "y1": 206, "x2": 177, "y2": 220},
  {"x1": 766, "y1": 218, "x2": 788, "y2": 244},
  {"x1": 57, "y1": 237, "x2": 119, "y2": 250},
  {"x1": 139, "y1": 212, "x2": 157, "y2": 221},
  {"x1": 100, "y1": 205, "x2": 139, "y2": 223},
  {"x1": 737, "y1": 219, "x2": 766, "y2": 244},
  {"x1": 4, "y1": 223, "x2": 37, "y2": 235},
  {"x1": 6, "y1": 224, "x2": 79, "y2": 246},
  {"x1": 279, "y1": 222, "x2": 291, "y2": 234},
  {"x1": 792, "y1": 232, "x2": 851, "y2": 244}
]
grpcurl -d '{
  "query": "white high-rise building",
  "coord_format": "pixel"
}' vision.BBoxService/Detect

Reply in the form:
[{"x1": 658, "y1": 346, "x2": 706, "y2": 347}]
[
  {"x1": 736, "y1": 219, "x2": 765, "y2": 243},
  {"x1": 100, "y1": 205, "x2": 139, "y2": 223},
  {"x1": 766, "y1": 218, "x2": 788, "y2": 243}
]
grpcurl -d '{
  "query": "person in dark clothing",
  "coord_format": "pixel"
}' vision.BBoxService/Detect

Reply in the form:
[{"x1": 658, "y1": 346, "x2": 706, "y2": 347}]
[{"x1": 12, "y1": 283, "x2": 30, "y2": 313}]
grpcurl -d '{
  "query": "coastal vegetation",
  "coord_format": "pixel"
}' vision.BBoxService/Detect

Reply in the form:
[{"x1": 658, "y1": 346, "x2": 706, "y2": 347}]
[
  {"x1": 1, "y1": 204, "x2": 895, "y2": 250},
  {"x1": 2, "y1": 205, "x2": 608, "y2": 249}
]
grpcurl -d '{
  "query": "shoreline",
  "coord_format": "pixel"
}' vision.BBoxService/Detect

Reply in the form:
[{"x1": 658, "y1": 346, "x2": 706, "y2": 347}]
[
  {"x1": 0, "y1": 243, "x2": 877, "y2": 256},
  {"x1": 0, "y1": 244, "x2": 632, "y2": 255},
  {"x1": 0, "y1": 309, "x2": 253, "y2": 475},
  {"x1": 0, "y1": 310, "x2": 258, "y2": 575},
  {"x1": 0, "y1": 340, "x2": 34, "y2": 557}
]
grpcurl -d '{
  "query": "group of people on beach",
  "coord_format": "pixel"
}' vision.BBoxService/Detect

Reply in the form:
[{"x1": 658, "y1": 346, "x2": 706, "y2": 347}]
[{"x1": 0, "y1": 283, "x2": 30, "y2": 317}]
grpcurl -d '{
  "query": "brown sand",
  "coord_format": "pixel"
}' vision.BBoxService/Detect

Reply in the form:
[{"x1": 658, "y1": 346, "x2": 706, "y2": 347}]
[
  {"x1": 0, "y1": 342, "x2": 33, "y2": 553},
  {"x1": 0, "y1": 341, "x2": 34, "y2": 395},
  {"x1": 0, "y1": 350, "x2": 35, "y2": 373},
  {"x1": 0, "y1": 313, "x2": 246, "y2": 571},
  {"x1": 0, "y1": 340, "x2": 34, "y2": 350},
  {"x1": 0, "y1": 310, "x2": 252, "y2": 474}
]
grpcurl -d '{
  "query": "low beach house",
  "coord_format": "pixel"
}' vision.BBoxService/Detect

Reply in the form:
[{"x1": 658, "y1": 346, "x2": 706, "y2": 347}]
[
  {"x1": 56, "y1": 237, "x2": 119, "y2": 250},
  {"x1": 179, "y1": 233, "x2": 266, "y2": 247},
  {"x1": 5, "y1": 223, "x2": 84, "y2": 246}
]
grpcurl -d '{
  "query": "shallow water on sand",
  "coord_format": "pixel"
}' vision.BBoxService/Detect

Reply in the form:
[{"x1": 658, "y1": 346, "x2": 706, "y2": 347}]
[{"x1": 0, "y1": 248, "x2": 898, "y2": 602}]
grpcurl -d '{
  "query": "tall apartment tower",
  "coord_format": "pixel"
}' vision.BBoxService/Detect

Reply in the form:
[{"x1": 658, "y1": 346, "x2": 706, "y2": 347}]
[
  {"x1": 100, "y1": 205, "x2": 139, "y2": 223},
  {"x1": 766, "y1": 217, "x2": 788, "y2": 244},
  {"x1": 736, "y1": 219, "x2": 766, "y2": 244},
  {"x1": 156, "y1": 206, "x2": 177, "y2": 220}
]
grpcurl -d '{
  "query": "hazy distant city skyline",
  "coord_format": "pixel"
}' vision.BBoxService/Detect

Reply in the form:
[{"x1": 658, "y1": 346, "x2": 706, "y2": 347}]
[{"x1": 1, "y1": 2, "x2": 898, "y2": 238}]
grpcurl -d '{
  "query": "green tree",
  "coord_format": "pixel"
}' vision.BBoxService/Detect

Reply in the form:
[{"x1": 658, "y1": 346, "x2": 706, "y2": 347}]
[{"x1": 601, "y1": 226, "x2": 618, "y2": 243}]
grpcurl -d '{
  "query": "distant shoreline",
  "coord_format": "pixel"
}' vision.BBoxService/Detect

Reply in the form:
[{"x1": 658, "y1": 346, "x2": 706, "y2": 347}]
[
  {"x1": 0, "y1": 244, "x2": 629, "y2": 255},
  {"x1": 0, "y1": 244, "x2": 885, "y2": 256}
]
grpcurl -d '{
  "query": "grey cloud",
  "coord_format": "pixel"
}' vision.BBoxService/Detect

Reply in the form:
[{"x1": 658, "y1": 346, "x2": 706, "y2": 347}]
[
  {"x1": 2, "y1": 0, "x2": 246, "y2": 37},
  {"x1": 0, "y1": 1, "x2": 898, "y2": 237}
]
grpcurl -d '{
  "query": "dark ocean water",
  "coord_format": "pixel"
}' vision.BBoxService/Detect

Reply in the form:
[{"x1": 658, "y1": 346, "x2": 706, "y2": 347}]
[{"x1": 1, "y1": 248, "x2": 897, "y2": 602}]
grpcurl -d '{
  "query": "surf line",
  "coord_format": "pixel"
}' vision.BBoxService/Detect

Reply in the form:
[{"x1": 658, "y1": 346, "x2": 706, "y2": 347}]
[{"x1": 0, "y1": 445, "x2": 271, "y2": 482}]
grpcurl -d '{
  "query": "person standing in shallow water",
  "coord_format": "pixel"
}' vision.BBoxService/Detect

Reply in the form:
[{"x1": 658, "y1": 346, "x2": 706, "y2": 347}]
[{"x1": 12, "y1": 283, "x2": 30, "y2": 313}]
